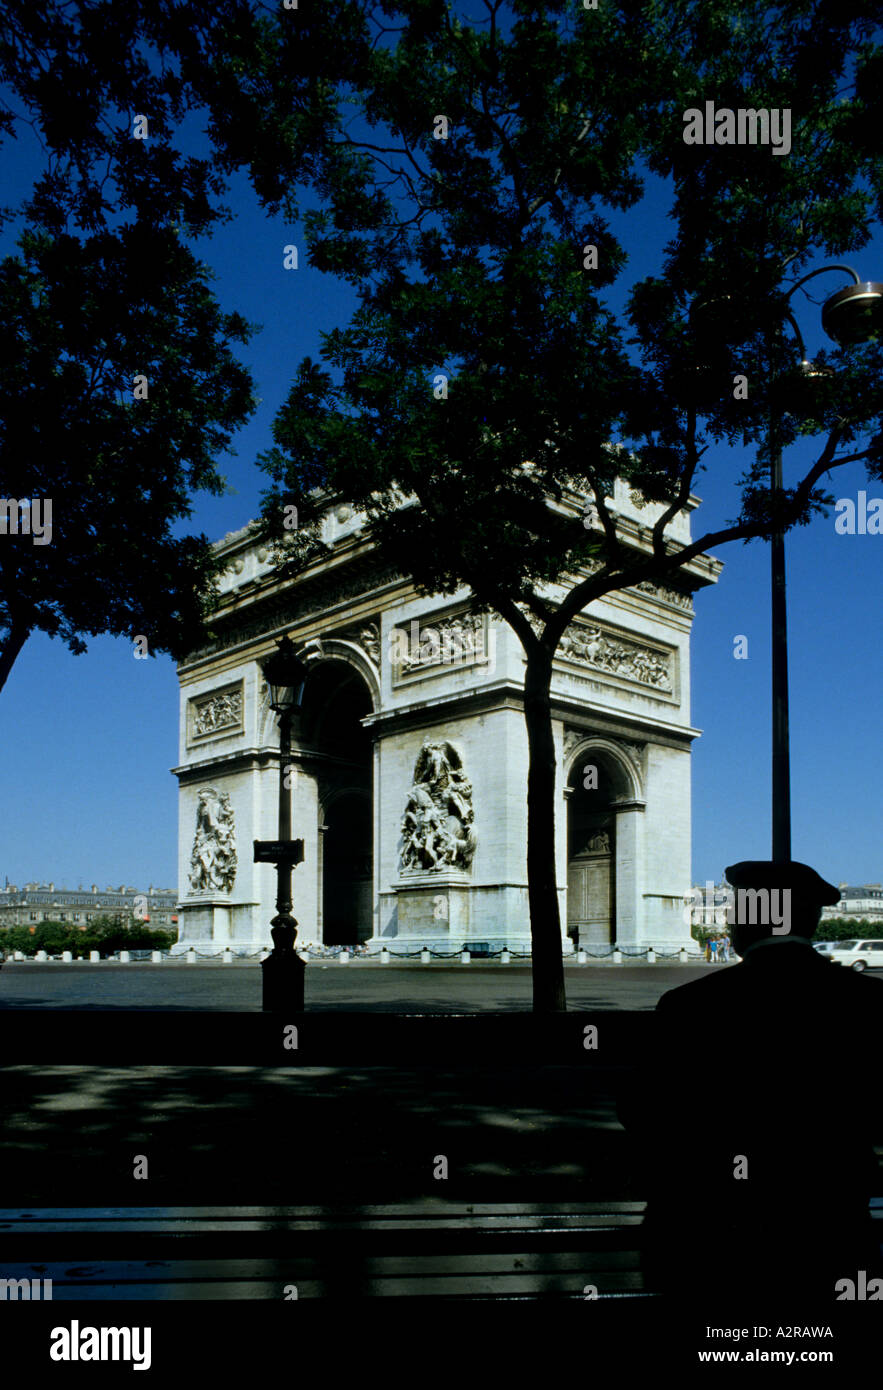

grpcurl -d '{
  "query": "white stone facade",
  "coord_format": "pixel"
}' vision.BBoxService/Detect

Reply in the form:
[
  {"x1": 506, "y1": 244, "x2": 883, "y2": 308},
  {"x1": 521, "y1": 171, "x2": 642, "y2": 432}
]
[{"x1": 172, "y1": 485, "x2": 720, "y2": 955}]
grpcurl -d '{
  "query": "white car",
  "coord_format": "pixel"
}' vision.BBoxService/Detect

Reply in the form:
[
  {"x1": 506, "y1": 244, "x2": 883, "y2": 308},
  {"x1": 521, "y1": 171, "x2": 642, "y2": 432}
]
[{"x1": 819, "y1": 939, "x2": 883, "y2": 971}]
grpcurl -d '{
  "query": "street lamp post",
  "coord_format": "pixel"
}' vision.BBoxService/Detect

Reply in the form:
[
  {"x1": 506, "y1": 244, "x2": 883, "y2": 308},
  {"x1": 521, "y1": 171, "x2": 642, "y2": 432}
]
[
  {"x1": 258, "y1": 636, "x2": 308, "y2": 1011},
  {"x1": 769, "y1": 429, "x2": 791, "y2": 862},
  {"x1": 768, "y1": 268, "x2": 883, "y2": 861}
]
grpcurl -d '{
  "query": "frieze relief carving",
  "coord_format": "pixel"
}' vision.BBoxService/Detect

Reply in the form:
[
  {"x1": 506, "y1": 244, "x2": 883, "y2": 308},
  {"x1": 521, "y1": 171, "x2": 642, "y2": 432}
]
[
  {"x1": 558, "y1": 621, "x2": 673, "y2": 693},
  {"x1": 191, "y1": 685, "x2": 243, "y2": 739},
  {"x1": 337, "y1": 619, "x2": 381, "y2": 666},
  {"x1": 620, "y1": 740, "x2": 646, "y2": 767},
  {"x1": 394, "y1": 610, "x2": 489, "y2": 679},
  {"x1": 400, "y1": 741, "x2": 476, "y2": 873},
  {"x1": 563, "y1": 728, "x2": 585, "y2": 755},
  {"x1": 583, "y1": 830, "x2": 611, "y2": 853},
  {"x1": 633, "y1": 580, "x2": 693, "y2": 612},
  {"x1": 518, "y1": 609, "x2": 546, "y2": 638},
  {"x1": 188, "y1": 787, "x2": 237, "y2": 893}
]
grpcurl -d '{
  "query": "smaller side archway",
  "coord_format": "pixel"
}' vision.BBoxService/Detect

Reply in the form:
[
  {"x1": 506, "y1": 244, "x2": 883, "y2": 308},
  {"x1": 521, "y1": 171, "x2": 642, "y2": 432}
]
[
  {"x1": 564, "y1": 740, "x2": 644, "y2": 950},
  {"x1": 320, "y1": 786, "x2": 373, "y2": 946}
]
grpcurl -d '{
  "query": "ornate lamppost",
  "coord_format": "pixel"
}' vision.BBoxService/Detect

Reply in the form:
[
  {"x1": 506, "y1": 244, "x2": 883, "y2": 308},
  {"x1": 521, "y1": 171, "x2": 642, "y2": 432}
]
[{"x1": 257, "y1": 635, "x2": 308, "y2": 1011}]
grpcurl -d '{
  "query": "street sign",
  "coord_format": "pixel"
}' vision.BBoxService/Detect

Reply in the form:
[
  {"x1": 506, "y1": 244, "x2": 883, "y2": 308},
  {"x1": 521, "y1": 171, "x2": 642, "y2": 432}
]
[{"x1": 253, "y1": 839, "x2": 305, "y2": 865}]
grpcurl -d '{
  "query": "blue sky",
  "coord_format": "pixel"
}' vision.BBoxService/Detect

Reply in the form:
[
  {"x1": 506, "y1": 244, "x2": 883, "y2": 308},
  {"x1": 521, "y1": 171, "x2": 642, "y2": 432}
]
[{"x1": 1, "y1": 120, "x2": 881, "y2": 896}]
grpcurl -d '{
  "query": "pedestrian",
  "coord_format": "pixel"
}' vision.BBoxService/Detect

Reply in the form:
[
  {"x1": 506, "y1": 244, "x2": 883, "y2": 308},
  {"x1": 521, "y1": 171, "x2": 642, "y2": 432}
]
[
  {"x1": 709, "y1": 937, "x2": 718, "y2": 963},
  {"x1": 719, "y1": 933, "x2": 730, "y2": 963},
  {"x1": 705, "y1": 937, "x2": 712, "y2": 963}
]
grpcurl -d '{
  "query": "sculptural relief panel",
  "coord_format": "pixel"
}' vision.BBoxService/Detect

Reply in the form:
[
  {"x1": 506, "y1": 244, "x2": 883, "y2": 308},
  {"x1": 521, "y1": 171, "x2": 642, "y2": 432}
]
[
  {"x1": 556, "y1": 620, "x2": 676, "y2": 699},
  {"x1": 188, "y1": 787, "x2": 238, "y2": 894},
  {"x1": 188, "y1": 682, "x2": 245, "y2": 743},
  {"x1": 391, "y1": 608, "x2": 493, "y2": 686}
]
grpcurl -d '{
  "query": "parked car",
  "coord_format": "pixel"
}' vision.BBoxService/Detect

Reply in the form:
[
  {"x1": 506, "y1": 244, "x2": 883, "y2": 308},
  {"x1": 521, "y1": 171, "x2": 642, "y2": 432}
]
[{"x1": 820, "y1": 940, "x2": 883, "y2": 971}]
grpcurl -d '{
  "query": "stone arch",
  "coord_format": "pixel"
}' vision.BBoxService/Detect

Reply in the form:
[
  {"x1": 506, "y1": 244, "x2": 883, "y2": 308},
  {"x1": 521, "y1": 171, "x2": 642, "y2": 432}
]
[
  {"x1": 320, "y1": 783, "x2": 372, "y2": 819},
  {"x1": 563, "y1": 737, "x2": 646, "y2": 950},
  {"x1": 257, "y1": 637, "x2": 381, "y2": 747},
  {"x1": 300, "y1": 638, "x2": 381, "y2": 710},
  {"x1": 564, "y1": 736, "x2": 645, "y2": 806}
]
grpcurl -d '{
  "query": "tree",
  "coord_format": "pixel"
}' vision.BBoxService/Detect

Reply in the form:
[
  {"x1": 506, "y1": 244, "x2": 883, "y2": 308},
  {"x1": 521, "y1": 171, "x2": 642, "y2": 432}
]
[
  {"x1": 0, "y1": 914, "x2": 177, "y2": 956},
  {"x1": 0, "y1": 2, "x2": 261, "y2": 692},
  {"x1": 813, "y1": 918, "x2": 883, "y2": 943},
  {"x1": 208, "y1": 2, "x2": 883, "y2": 1009}
]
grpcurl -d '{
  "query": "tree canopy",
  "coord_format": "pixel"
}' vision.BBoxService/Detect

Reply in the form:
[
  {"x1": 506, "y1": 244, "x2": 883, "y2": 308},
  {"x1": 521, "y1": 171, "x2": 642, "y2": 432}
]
[{"x1": 0, "y1": 2, "x2": 259, "y2": 692}]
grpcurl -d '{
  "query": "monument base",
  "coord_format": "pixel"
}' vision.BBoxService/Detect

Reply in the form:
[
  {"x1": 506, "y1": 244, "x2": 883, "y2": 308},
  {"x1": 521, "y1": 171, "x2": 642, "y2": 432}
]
[
  {"x1": 171, "y1": 897, "x2": 270, "y2": 956},
  {"x1": 392, "y1": 871, "x2": 472, "y2": 943},
  {"x1": 375, "y1": 875, "x2": 574, "y2": 955}
]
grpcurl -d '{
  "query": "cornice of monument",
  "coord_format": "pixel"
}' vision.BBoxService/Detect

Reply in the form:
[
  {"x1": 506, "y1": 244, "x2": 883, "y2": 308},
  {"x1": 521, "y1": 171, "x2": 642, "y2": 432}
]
[
  {"x1": 180, "y1": 547, "x2": 405, "y2": 669},
  {"x1": 182, "y1": 475, "x2": 721, "y2": 671},
  {"x1": 361, "y1": 674, "x2": 699, "y2": 748}
]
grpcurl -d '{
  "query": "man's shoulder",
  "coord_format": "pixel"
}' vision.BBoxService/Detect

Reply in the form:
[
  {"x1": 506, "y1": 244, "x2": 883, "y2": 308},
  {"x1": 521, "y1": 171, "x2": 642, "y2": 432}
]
[
  {"x1": 657, "y1": 966, "x2": 746, "y2": 1015},
  {"x1": 657, "y1": 949, "x2": 883, "y2": 1021}
]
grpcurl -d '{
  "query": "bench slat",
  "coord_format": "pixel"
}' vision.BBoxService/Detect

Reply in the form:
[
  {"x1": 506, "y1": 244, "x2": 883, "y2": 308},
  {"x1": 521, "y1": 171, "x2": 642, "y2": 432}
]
[
  {"x1": 0, "y1": 1255, "x2": 646, "y2": 1300},
  {"x1": 0, "y1": 1202, "x2": 647, "y2": 1220}
]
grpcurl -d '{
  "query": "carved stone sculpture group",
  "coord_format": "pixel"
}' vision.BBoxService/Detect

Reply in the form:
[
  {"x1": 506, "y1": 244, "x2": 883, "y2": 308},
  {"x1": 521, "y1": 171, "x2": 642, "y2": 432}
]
[
  {"x1": 559, "y1": 623, "x2": 672, "y2": 692},
  {"x1": 400, "y1": 740, "x2": 477, "y2": 872},
  {"x1": 189, "y1": 787, "x2": 238, "y2": 893}
]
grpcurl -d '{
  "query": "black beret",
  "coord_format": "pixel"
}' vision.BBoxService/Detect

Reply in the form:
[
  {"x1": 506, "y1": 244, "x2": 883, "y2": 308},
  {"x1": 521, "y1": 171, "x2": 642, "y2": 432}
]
[{"x1": 724, "y1": 860, "x2": 841, "y2": 906}]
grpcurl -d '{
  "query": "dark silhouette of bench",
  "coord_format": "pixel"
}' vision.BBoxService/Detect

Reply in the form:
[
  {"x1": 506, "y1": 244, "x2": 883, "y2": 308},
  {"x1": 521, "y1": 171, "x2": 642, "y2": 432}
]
[{"x1": 0, "y1": 1201, "x2": 650, "y2": 1299}]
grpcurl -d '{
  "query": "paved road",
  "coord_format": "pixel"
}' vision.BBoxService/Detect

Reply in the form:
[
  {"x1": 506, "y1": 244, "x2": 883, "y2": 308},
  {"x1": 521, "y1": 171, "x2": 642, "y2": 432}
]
[{"x1": 0, "y1": 960, "x2": 722, "y2": 1010}]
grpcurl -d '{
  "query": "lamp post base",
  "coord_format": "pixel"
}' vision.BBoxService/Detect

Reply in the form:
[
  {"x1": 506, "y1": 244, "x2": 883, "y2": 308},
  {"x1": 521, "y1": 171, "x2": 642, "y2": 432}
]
[{"x1": 261, "y1": 915, "x2": 306, "y2": 1011}]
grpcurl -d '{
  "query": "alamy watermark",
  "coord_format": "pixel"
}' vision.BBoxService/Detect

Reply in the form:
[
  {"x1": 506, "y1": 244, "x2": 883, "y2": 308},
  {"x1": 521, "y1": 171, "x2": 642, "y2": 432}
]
[
  {"x1": 834, "y1": 491, "x2": 883, "y2": 535},
  {"x1": 1, "y1": 1275, "x2": 52, "y2": 1300},
  {"x1": 683, "y1": 102, "x2": 791, "y2": 157},
  {"x1": 50, "y1": 1321, "x2": 151, "y2": 1370},
  {"x1": 684, "y1": 881, "x2": 792, "y2": 933},
  {"x1": 0, "y1": 497, "x2": 52, "y2": 545}
]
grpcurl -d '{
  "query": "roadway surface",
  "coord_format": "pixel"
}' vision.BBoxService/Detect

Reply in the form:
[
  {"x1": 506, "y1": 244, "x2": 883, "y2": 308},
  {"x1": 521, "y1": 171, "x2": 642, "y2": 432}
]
[{"x1": 0, "y1": 959, "x2": 720, "y2": 1010}]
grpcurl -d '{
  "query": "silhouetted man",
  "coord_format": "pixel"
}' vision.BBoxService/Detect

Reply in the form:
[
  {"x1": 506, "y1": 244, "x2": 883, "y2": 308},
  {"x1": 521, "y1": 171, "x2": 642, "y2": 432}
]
[{"x1": 619, "y1": 861, "x2": 882, "y2": 1303}]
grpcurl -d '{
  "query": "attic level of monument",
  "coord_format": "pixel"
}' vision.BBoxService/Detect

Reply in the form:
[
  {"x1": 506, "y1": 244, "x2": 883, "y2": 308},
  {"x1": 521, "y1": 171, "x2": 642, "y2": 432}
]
[{"x1": 172, "y1": 480, "x2": 721, "y2": 955}]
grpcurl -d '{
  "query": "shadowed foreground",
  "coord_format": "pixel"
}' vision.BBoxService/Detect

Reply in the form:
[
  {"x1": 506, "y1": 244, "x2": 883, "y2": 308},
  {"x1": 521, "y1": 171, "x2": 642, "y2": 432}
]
[{"x1": 0, "y1": 1062, "x2": 633, "y2": 1207}]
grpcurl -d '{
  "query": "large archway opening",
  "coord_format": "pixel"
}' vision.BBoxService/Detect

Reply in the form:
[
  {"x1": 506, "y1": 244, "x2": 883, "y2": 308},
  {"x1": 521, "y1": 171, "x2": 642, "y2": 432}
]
[
  {"x1": 299, "y1": 660, "x2": 374, "y2": 946},
  {"x1": 566, "y1": 749, "x2": 631, "y2": 950}
]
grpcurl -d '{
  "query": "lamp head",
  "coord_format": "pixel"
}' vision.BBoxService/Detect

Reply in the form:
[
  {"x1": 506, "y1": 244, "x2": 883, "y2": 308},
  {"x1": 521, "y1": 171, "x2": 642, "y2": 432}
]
[
  {"x1": 263, "y1": 636, "x2": 307, "y2": 714},
  {"x1": 822, "y1": 281, "x2": 883, "y2": 345}
]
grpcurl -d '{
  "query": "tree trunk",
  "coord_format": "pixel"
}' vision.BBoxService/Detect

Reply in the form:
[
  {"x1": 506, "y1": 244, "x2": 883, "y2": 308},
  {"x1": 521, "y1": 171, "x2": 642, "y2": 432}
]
[
  {"x1": 524, "y1": 645, "x2": 566, "y2": 1012},
  {"x1": 0, "y1": 623, "x2": 30, "y2": 695}
]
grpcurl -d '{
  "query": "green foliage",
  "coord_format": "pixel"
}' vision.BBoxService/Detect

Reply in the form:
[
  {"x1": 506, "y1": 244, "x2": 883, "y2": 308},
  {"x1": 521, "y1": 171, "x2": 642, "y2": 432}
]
[
  {"x1": 1, "y1": 914, "x2": 178, "y2": 956},
  {"x1": 222, "y1": 2, "x2": 883, "y2": 642},
  {"x1": 814, "y1": 917, "x2": 883, "y2": 942},
  {"x1": 691, "y1": 917, "x2": 883, "y2": 948},
  {"x1": 0, "y1": 2, "x2": 258, "y2": 693}
]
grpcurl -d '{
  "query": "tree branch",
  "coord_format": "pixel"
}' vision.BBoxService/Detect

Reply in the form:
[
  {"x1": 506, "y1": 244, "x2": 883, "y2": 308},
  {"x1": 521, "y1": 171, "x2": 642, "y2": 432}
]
[
  {"x1": 549, "y1": 425, "x2": 851, "y2": 632},
  {"x1": 652, "y1": 403, "x2": 699, "y2": 558}
]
